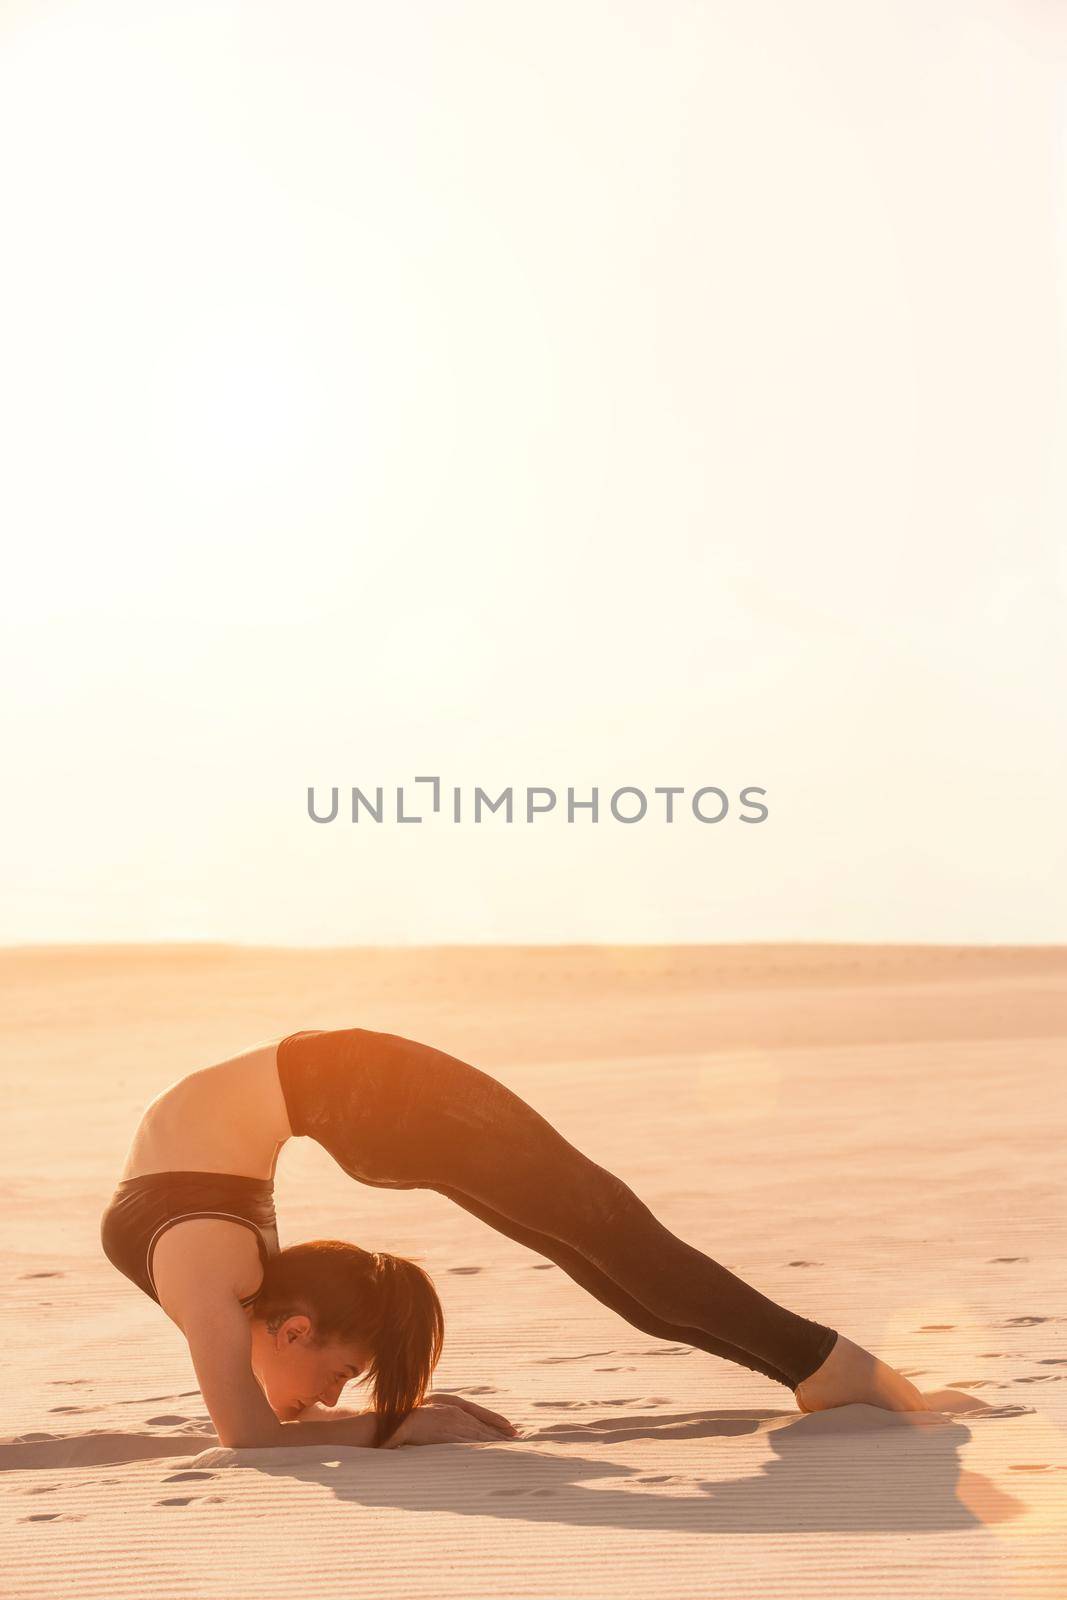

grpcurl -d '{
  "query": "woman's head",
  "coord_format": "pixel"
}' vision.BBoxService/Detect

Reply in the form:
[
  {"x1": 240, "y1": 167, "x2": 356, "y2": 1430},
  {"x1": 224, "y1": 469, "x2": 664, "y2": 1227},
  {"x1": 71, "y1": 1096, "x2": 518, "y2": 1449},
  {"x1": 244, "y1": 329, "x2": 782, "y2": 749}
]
[{"x1": 246, "y1": 1240, "x2": 444, "y2": 1445}]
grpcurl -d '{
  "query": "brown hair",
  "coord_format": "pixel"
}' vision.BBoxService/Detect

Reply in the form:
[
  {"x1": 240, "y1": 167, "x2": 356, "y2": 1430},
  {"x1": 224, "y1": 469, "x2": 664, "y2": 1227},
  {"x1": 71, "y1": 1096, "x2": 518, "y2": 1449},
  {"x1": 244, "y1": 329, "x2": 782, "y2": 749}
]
[{"x1": 250, "y1": 1240, "x2": 444, "y2": 1446}]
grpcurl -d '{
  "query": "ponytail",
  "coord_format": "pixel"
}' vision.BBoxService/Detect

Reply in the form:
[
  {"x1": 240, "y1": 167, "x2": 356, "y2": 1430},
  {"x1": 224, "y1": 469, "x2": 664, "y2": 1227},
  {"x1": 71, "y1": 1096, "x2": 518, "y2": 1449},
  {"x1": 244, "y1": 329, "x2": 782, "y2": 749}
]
[{"x1": 364, "y1": 1250, "x2": 445, "y2": 1447}]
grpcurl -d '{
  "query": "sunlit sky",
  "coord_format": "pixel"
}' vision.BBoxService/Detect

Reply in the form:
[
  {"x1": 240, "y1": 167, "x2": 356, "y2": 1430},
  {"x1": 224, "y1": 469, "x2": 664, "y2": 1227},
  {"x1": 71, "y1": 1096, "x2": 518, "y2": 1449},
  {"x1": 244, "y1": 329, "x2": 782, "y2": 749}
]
[{"x1": 1, "y1": 0, "x2": 1064, "y2": 945}]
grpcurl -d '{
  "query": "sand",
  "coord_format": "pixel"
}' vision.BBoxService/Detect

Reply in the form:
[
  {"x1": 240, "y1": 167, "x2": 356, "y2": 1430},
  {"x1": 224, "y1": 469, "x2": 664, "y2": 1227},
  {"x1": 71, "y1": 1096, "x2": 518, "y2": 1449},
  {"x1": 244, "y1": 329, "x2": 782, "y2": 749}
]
[{"x1": 2, "y1": 943, "x2": 1065, "y2": 1599}]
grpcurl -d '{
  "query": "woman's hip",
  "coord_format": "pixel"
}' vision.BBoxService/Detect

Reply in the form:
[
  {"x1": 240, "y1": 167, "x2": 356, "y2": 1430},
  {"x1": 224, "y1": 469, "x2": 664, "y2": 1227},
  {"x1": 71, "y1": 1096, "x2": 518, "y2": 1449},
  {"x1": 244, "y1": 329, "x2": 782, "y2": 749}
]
[{"x1": 277, "y1": 1026, "x2": 518, "y2": 1186}]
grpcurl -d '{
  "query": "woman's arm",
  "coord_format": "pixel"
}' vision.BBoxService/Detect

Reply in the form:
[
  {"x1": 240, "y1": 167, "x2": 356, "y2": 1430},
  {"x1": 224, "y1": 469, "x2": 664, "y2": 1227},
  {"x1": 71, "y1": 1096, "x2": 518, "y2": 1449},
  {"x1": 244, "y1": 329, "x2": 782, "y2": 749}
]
[
  {"x1": 294, "y1": 1393, "x2": 516, "y2": 1431},
  {"x1": 180, "y1": 1300, "x2": 387, "y2": 1446},
  {"x1": 180, "y1": 1293, "x2": 310, "y2": 1447}
]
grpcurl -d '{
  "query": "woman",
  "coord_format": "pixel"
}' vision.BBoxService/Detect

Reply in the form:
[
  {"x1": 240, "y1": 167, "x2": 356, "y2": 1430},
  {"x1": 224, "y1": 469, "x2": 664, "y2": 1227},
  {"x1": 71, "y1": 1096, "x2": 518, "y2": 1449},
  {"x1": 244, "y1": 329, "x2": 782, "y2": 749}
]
[{"x1": 101, "y1": 1026, "x2": 928, "y2": 1450}]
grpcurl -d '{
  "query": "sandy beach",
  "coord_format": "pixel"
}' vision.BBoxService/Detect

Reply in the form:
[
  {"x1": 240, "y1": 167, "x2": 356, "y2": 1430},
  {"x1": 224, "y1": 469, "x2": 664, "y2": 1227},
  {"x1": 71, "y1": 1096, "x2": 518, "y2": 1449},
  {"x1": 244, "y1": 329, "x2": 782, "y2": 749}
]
[{"x1": 2, "y1": 942, "x2": 1065, "y2": 1598}]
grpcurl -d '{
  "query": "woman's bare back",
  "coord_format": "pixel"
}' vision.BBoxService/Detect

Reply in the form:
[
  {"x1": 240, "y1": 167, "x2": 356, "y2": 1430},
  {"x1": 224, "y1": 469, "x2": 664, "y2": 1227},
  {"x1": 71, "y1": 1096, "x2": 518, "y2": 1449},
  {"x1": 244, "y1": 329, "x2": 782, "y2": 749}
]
[{"x1": 119, "y1": 1036, "x2": 296, "y2": 1183}]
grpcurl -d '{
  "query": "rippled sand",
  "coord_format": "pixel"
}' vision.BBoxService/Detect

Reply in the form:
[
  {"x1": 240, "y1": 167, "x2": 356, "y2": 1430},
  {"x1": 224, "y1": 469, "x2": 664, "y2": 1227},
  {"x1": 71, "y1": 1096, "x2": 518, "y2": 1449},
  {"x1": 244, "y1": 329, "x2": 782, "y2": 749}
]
[{"x1": 2, "y1": 943, "x2": 1064, "y2": 1598}]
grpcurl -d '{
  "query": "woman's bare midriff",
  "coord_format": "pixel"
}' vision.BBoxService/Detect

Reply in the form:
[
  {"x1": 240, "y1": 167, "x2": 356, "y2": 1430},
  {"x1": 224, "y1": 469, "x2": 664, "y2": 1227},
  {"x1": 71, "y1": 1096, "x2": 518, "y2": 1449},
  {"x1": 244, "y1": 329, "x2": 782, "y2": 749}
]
[{"x1": 118, "y1": 1037, "x2": 296, "y2": 1182}]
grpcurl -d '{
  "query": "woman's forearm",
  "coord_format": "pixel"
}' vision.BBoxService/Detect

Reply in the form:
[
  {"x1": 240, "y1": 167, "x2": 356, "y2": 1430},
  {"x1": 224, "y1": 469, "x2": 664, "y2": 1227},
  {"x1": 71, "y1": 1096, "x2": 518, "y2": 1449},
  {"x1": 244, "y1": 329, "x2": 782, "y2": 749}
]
[{"x1": 242, "y1": 1410, "x2": 380, "y2": 1449}]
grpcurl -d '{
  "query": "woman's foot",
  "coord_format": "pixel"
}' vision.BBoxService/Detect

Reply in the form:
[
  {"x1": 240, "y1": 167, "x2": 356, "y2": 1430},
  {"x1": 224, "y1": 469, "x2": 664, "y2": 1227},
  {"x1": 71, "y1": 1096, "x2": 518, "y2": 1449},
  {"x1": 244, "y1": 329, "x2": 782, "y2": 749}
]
[{"x1": 794, "y1": 1333, "x2": 930, "y2": 1413}]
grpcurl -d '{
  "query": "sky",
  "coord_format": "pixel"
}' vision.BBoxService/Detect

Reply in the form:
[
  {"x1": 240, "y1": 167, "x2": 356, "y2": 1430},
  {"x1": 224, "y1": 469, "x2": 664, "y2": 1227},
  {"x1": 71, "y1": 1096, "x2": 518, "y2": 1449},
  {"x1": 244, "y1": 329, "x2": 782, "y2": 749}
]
[{"x1": 1, "y1": 0, "x2": 1065, "y2": 946}]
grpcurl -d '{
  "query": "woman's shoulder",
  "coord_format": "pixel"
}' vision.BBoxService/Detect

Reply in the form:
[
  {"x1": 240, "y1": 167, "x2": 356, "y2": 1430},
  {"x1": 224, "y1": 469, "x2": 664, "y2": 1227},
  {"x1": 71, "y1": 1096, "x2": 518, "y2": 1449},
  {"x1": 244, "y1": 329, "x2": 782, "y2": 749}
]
[{"x1": 150, "y1": 1216, "x2": 265, "y2": 1330}]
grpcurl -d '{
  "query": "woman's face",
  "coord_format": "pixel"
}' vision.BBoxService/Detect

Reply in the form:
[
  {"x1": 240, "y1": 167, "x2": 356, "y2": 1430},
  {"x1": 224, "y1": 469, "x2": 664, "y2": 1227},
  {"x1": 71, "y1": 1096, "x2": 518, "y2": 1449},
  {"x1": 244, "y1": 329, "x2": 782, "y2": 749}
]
[{"x1": 248, "y1": 1311, "x2": 370, "y2": 1420}]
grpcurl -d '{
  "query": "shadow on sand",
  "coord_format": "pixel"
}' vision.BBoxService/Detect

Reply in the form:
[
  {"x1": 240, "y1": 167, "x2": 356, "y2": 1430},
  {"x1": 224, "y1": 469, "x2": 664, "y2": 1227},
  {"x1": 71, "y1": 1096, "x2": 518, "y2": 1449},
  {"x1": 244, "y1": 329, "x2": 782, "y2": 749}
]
[{"x1": 4, "y1": 1391, "x2": 1033, "y2": 1533}]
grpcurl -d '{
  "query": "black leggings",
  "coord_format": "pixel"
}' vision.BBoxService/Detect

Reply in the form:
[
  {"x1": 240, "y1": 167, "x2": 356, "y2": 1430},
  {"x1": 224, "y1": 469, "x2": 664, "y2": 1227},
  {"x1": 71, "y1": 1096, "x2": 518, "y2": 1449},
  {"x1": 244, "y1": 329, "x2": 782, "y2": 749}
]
[{"x1": 276, "y1": 1028, "x2": 838, "y2": 1391}]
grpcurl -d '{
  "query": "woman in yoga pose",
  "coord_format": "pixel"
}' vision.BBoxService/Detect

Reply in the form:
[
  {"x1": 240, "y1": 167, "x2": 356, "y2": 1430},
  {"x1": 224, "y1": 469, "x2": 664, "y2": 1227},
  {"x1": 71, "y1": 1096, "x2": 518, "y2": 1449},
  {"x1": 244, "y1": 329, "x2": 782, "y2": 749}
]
[{"x1": 101, "y1": 1026, "x2": 928, "y2": 1450}]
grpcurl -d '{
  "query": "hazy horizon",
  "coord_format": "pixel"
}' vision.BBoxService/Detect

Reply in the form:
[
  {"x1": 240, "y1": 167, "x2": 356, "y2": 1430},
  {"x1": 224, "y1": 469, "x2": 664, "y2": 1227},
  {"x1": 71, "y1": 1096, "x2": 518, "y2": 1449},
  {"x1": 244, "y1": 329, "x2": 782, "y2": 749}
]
[{"x1": 2, "y1": 937, "x2": 1063, "y2": 955}]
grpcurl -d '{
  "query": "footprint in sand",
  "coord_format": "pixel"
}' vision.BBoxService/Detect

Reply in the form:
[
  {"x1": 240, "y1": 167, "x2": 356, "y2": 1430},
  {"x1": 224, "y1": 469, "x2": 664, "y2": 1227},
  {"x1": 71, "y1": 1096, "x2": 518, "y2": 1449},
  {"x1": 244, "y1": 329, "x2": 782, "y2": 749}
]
[
  {"x1": 785, "y1": 1261, "x2": 822, "y2": 1268},
  {"x1": 1039, "y1": 1358, "x2": 1067, "y2": 1366},
  {"x1": 146, "y1": 1415, "x2": 189, "y2": 1426},
  {"x1": 116, "y1": 1391, "x2": 199, "y2": 1408},
  {"x1": 21, "y1": 1513, "x2": 84, "y2": 1523},
  {"x1": 530, "y1": 1264, "x2": 555, "y2": 1271},
  {"x1": 1016, "y1": 1374, "x2": 1062, "y2": 1384},
  {"x1": 533, "y1": 1398, "x2": 606, "y2": 1410},
  {"x1": 989, "y1": 1257, "x2": 1029, "y2": 1263},
  {"x1": 49, "y1": 1405, "x2": 91, "y2": 1414},
  {"x1": 947, "y1": 1379, "x2": 999, "y2": 1389},
  {"x1": 24, "y1": 1485, "x2": 59, "y2": 1495},
  {"x1": 533, "y1": 1396, "x2": 665, "y2": 1410},
  {"x1": 49, "y1": 1379, "x2": 89, "y2": 1387},
  {"x1": 158, "y1": 1497, "x2": 198, "y2": 1507},
  {"x1": 595, "y1": 1366, "x2": 637, "y2": 1373},
  {"x1": 1009, "y1": 1463, "x2": 1054, "y2": 1472},
  {"x1": 1005, "y1": 1315, "x2": 1051, "y2": 1326},
  {"x1": 919, "y1": 1324, "x2": 956, "y2": 1331},
  {"x1": 534, "y1": 1350, "x2": 616, "y2": 1364},
  {"x1": 453, "y1": 1385, "x2": 500, "y2": 1396},
  {"x1": 962, "y1": 1404, "x2": 1035, "y2": 1419},
  {"x1": 20, "y1": 1272, "x2": 65, "y2": 1280},
  {"x1": 163, "y1": 1471, "x2": 216, "y2": 1483},
  {"x1": 447, "y1": 1266, "x2": 483, "y2": 1275}
]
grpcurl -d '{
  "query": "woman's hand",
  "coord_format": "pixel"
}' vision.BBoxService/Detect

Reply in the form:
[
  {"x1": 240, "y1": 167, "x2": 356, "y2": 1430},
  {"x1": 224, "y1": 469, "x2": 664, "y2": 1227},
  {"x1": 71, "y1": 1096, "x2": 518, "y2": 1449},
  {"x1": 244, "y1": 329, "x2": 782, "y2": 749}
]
[
  {"x1": 382, "y1": 1401, "x2": 520, "y2": 1448},
  {"x1": 423, "y1": 1391, "x2": 518, "y2": 1437}
]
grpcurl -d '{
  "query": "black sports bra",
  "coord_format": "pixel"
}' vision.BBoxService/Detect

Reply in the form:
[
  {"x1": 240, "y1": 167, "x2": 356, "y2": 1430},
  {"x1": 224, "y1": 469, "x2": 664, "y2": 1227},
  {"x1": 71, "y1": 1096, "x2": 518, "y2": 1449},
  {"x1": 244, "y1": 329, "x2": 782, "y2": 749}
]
[{"x1": 100, "y1": 1170, "x2": 280, "y2": 1308}]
